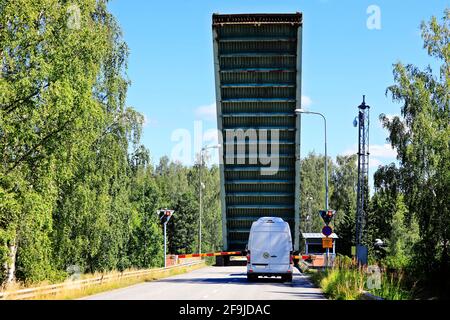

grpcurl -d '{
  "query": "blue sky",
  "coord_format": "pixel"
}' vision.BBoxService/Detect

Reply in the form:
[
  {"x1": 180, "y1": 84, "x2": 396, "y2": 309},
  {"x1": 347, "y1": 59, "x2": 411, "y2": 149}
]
[{"x1": 108, "y1": 0, "x2": 448, "y2": 179}]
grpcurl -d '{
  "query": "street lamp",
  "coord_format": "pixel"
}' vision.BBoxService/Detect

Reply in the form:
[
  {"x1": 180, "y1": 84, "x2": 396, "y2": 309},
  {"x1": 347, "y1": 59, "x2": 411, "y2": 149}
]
[
  {"x1": 294, "y1": 109, "x2": 328, "y2": 211},
  {"x1": 306, "y1": 196, "x2": 313, "y2": 233},
  {"x1": 295, "y1": 108, "x2": 330, "y2": 267},
  {"x1": 199, "y1": 144, "x2": 221, "y2": 254}
]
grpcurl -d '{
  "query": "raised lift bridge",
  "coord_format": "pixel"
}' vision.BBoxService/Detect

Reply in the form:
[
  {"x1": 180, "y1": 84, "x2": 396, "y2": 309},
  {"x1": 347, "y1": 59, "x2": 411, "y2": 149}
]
[{"x1": 212, "y1": 13, "x2": 303, "y2": 260}]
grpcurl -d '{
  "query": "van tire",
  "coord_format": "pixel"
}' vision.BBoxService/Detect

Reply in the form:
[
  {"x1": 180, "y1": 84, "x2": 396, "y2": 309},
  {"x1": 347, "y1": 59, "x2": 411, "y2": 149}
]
[
  {"x1": 247, "y1": 274, "x2": 257, "y2": 282},
  {"x1": 282, "y1": 274, "x2": 293, "y2": 282}
]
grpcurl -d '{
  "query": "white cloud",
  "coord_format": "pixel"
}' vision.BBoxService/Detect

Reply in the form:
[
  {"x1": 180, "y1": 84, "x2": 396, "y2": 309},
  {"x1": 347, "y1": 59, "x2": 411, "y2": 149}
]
[
  {"x1": 301, "y1": 95, "x2": 312, "y2": 108},
  {"x1": 195, "y1": 103, "x2": 216, "y2": 121},
  {"x1": 369, "y1": 158, "x2": 383, "y2": 169},
  {"x1": 342, "y1": 144, "x2": 396, "y2": 159},
  {"x1": 341, "y1": 143, "x2": 397, "y2": 170},
  {"x1": 370, "y1": 144, "x2": 397, "y2": 158},
  {"x1": 342, "y1": 145, "x2": 357, "y2": 156}
]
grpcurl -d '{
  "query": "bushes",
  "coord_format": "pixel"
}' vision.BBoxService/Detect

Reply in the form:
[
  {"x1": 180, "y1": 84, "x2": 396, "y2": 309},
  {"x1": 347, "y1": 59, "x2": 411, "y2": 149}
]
[
  {"x1": 371, "y1": 272, "x2": 410, "y2": 300},
  {"x1": 315, "y1": 256, "x2": 365, "y2": 300},
  {"x1": 309, "y1": 255, "x2": 411, "y2": 300}
]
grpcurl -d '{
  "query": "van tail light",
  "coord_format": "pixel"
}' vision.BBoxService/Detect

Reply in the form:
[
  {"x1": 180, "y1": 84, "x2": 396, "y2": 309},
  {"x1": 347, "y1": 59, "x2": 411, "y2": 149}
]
[
  {"x1": 290, "y1": 254, "x2": 294, "y2": 265},
  {"x1": 247, "y1": 251, "x2": 251, "y2": 264}
]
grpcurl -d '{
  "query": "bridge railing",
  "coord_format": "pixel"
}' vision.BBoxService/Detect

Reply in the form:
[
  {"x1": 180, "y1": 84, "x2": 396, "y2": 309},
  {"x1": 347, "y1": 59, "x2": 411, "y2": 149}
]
[{"x1": 0, "y1": 260, "x2": 203, "y2": 300}]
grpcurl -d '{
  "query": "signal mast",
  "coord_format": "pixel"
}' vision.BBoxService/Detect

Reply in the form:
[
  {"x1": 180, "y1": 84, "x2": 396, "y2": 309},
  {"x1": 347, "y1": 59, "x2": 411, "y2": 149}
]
[{"x1": 354, "y1": 96, "x2": 370, "y2": 265}]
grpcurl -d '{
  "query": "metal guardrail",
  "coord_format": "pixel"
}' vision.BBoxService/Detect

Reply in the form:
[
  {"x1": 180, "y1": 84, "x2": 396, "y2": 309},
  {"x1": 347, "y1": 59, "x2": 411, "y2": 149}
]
[{"x1": 0, "y1": 261, "x2": 204, "y2": 300}]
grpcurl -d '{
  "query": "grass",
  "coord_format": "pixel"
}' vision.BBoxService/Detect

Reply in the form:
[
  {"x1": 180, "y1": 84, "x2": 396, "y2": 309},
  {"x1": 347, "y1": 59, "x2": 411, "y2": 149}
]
[
  {"x1": 1, "y1": 262, "x2": 206, "y2": 300},
  {"x1": 370, "y1": 272, "x2": 411, "y2": 300},
  {"x1": 306, "y1": 255, "x2": 411, "y2": 300}
]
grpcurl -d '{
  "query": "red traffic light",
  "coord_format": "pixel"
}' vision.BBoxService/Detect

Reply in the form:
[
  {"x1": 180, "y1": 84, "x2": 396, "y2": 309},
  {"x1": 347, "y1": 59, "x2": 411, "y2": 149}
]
[
  {"x1": 320, "y1": 209, "x2": 335, "y2": 225},
  {"x1": 157, "y1": 209, "x2": 174, "y2": 224}
]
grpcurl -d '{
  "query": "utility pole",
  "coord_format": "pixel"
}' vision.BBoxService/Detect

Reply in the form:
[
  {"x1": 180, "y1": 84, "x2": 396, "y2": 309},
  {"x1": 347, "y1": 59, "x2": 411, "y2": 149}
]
[
  {"x1": 355, "y1": 96, "x2": 370, "y2": 265},
  {"x1": 199, "y1": 152, "x2": 203, "y2": 254}
]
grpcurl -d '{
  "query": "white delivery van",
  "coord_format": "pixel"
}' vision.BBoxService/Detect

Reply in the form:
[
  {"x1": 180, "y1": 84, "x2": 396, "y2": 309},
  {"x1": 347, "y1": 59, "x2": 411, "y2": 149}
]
[{"x1": 246, "y1": 217, "x2": 294, "y2": 282}]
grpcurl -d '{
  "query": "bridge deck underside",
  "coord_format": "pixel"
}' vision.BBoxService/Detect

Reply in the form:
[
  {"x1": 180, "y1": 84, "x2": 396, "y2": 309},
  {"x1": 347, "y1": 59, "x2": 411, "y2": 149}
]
[{"x1": 214, "y1": 16, "x2": 301, "y2": 251}]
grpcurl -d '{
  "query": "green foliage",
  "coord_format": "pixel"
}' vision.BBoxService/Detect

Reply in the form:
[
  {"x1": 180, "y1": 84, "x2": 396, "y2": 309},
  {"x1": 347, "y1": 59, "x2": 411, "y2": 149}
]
[
  {"x1": 168, "y1": 191, "x2": 199, "y2": 254},
  {"x1": 0, "y1": 0, "x2": 223, "y2": 285},
  {"x1": 380, "y1": 8, "x2": 449, "y2": 293},
  {"x1": 300, "y1": 152, "x2": 335, "y2": 233},
  {"x1": 127, "y1": 166, "x2": 164, "y2": 269},
  {"x1": 156, "y1": 154, "x2": 222, "y2": 255},
  {"x1": 368, "y1": 164, "x2": 401, "y2": 260},
  {"x1": 319, "y1": 256, "x2": 365, "y2": 300},
  {"x1": 383, "y1": 195, "x2": 419, "y2": 270},
  {"x1": 331, "y1": 155, "x2": 357, "y2": 255},
  {"x1": 370, "y1": 272, "x2": 411, "y2": 300},
  {"x1": 299, "y1": 152, "x2": 358, "y2": 256},
  {"x1": 193, "y1": 160, "x2": 222, "y2": 253},
  {"x1": 310, "y1": 256, "x2": 411, "y2": 300}
]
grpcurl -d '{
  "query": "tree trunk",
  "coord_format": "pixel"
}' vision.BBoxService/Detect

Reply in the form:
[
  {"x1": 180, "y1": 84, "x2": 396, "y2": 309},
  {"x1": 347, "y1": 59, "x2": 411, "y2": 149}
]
[
  {"x1": 3, "y1": 241, "x2": 17, "y2": 284},
  {"x1": 440, "y1": 237, "x2": 449, "y2": 297}
]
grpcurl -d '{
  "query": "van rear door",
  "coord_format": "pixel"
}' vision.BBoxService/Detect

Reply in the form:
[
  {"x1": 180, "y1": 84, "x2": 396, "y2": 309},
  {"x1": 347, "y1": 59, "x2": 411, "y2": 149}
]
[
  {"x1": 269, "y1": 230, "x2": 291, "y2": 265},
  {"x1": 249, "y1": 231, "x2": 271, "y2": 265}
]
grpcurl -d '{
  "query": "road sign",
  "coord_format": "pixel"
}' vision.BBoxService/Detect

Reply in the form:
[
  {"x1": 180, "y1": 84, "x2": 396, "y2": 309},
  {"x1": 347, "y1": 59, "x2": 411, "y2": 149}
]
[
  {"x1": 322, "y1": 237, "x2": 333, "y2": 249},
  {"x1": 158, "y1": 209, "x2": 174, "y2": 224},
  {"x1": 319, "y1": 210, "x2": 336, "y2": 225},
  {"x1": 156, "y1": 209, "x2": 175, "y2": 268},
  {"x1": 322, "y1": 225, "x2": 333, "y2": 237}
]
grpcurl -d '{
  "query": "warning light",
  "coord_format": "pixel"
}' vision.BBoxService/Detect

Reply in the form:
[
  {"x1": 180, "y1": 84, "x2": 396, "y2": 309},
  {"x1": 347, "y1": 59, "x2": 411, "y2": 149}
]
[
  {"x1": 158, "y1": 209, "x2": 174, "y2": 224},
  {"x1": 319, "y1": 209, "x2": 336, "y2": 225}
]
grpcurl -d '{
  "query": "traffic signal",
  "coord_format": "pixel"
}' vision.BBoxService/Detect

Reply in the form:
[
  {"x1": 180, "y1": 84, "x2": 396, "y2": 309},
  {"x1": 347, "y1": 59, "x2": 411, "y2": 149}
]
[
  {"x1": 158, "y1": 209, "x2": 174, "y2": 224},
  {"x1": 319, "y1": 210, "x2": 336, "y2": 226}
]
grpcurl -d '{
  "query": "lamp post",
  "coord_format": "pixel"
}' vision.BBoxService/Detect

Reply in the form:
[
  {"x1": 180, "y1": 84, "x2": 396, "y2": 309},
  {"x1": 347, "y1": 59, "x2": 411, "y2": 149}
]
[
  {"x1": 306, "y1": 196, "x2": 313, "y2": 233},
  {"x1": 295, "y1": 109, "x2": 330, "y2": 266},
  {"x1": 294, "y1": 109, "x2": 328, "y2": 210},
  {"x1": 199, "y1": 144, "x2": 221, "y2": 254}
]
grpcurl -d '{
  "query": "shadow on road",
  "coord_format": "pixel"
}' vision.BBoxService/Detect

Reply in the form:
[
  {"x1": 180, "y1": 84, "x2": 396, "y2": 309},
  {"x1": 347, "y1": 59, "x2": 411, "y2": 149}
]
[
  {"x1": 153, "y1": 273, "x2": 301, "y2": 286},
  {"x1": 268, "y1": 291, "x2": 325, "y2": 299}
]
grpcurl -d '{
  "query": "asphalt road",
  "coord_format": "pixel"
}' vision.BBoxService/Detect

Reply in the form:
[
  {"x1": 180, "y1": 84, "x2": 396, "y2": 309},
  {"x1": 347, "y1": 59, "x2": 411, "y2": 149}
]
[{"x1": 83, "y1": 266, "x2": 325, "y2": 300}]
